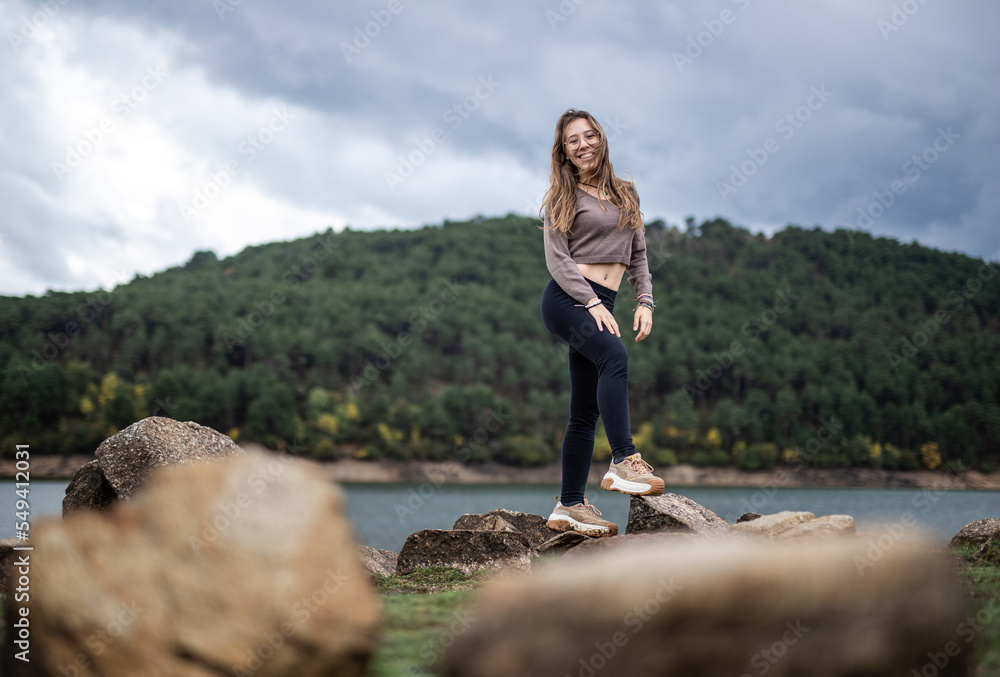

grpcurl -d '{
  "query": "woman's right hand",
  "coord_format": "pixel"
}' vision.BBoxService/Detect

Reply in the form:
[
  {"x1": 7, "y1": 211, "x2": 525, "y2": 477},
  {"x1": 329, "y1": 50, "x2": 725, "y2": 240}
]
[{"x1": 587, "y1": 298, "x2": 620, "y2": 337}]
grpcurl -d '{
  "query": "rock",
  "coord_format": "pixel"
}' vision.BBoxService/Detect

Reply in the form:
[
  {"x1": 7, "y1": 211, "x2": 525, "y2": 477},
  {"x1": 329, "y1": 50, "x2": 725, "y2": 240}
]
[
  {"x1": 776, "y1": 514, "x2": 856, "y2": 540},
  {"x1": 535, "y1": 531, "x2": 587, "y2": 555},
  {"x1": 453, "y1": 509, "x2": 552, "y2": 549},
  {"x1": 62, "y1": 459, "x2": 118, "y2": 516},
  {"x1": 974, "y1": 537, "x2": 1000, "y2": 566},
  {"x1": 626, "y1": 493, "x2": 729, "y2": 537},
  {"x1": 729, "y1": 510, "x2": 816, "y2": 539},
  {"x1": 454, "y1": 513, "x2": 519, "y2": 534},
  {"x1": 95, "y1": 416, "x2": 243, "y2": 499},
  {"x1": 358, "y1": 545, "x2": 398, "y2": 577},
  {"x1": 0, "y1": 538, "x2": 25, "y2": 591},
  {"x1": 949, "y1": 518, "x2": 1000, "y2": 548},
  {"x1": 444, "y1": 538, "x2": 969, "y2": 677},
  {"x1": 736, "y1": 512, "x2": 762, "y2": 523},
  {"x1": 10, "y1": 451, "x2": 379, "y2": 677},
  {"x1": 560, "y1": 531, "x2": 699, "y2": 561},
  {"x1": 396, "y1": 529, "x2": 535, "y2": 575}
]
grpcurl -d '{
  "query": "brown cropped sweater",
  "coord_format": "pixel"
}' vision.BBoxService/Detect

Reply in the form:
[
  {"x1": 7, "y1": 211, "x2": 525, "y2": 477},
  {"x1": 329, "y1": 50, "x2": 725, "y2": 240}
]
[{"x1": 543, "y1": 188, "x2": 652, "y2": 304}]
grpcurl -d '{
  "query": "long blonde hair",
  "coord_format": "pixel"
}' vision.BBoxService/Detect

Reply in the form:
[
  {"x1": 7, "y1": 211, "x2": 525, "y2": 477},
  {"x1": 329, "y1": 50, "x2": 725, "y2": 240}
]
[{"x1": 540, "y1": 109, "x2": 643, "y2": 234}]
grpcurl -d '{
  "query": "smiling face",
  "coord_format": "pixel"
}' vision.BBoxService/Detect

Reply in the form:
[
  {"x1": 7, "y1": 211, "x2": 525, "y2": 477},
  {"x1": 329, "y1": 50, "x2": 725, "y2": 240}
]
[{"x1": 563, "y1": 117, "x2": 602, "y2": 176}]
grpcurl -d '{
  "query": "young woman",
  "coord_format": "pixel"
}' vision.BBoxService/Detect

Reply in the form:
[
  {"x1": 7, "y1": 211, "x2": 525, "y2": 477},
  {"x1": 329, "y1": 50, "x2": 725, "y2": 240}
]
[{"x1": 539, "y1": 109, "x2": 664, "y2": 538}]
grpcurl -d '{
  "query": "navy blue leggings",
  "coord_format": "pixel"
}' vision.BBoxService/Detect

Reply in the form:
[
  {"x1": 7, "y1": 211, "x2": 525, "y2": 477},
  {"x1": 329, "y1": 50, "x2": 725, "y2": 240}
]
[{"x1": 540, "y1": 278, "x2": 636, "y2": 506}]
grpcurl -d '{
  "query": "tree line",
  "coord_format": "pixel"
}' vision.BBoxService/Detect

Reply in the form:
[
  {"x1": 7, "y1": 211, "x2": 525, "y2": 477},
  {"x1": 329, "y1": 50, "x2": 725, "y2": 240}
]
[{"x1": 1, "y1": 214, "x2": 998, "y2": 471}]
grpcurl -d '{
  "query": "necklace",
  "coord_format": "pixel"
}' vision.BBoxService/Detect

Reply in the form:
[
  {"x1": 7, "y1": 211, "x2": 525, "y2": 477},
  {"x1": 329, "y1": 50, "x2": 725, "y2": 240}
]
[{"x1": 581, "y1": 182, "x2": 608, "y2": 197}]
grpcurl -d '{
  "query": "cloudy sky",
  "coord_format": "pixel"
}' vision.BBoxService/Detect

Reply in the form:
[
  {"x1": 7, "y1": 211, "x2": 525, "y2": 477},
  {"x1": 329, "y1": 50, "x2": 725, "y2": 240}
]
[{"x1": 1, "y1": 0, "x2": 997, "y2": 296}]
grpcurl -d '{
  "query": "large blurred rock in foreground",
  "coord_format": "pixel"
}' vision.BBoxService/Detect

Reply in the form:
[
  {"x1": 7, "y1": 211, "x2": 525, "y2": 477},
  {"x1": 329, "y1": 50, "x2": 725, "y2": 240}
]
[
  {"x1": 445, "y1": 538, "x2": 968, "y2": 677},
  {"x1": 94, "y1": 416, "x2": 244, "y2": 499},
  {"x1": 10, "y1": 451, "x2": 379, "y2": 677}
]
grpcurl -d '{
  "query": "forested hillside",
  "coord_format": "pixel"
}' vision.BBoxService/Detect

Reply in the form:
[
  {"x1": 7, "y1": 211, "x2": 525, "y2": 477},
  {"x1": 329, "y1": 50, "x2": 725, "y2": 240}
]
[{"x1": 2, "y1": 215, "x2": 998, "y2": 471}]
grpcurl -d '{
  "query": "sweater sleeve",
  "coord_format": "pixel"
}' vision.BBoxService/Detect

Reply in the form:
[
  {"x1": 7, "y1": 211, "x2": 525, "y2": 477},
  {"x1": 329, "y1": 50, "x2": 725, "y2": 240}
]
[
  {"x1": 543, "y1": 212, "x2": 599, "y2": 304},
  {"x1": 627, "y1": 225, "x2": 653, "y2": 298}
]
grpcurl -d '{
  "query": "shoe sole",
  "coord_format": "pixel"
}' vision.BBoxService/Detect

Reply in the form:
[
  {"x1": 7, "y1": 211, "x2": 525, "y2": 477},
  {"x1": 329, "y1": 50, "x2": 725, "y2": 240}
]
[
  {"x1": 600, "y1": 472, "x2": 665, "y2": 496},
  {"x1": 546, "y1": 516, "x2": 618, "y2": 538}
]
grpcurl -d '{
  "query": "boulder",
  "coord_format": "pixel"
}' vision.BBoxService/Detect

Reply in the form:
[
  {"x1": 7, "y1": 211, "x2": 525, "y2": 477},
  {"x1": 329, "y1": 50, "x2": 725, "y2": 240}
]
[
  {"x1": 396, "y1": 529, "x2": 535, "y2": 575},
  {"x1": 736, "y1": 512, "x2": 762, "y2": 523},
  {"x1": 729, "y1": 510, "x2": 816, "y2": 539},
  {"x1": 444, "y1": 538, "x2": 969, "y2": 677},
  {"x1": 949, "y1": 518, "x2": 1000, "y2": 548},
  {"x1": 626, "y1": 493, "x2": 729, "y2": 537},
  {"x1": 8, "y1": 451, "x2": 379, "y2": 677},
  {"x1": 535, "y1": 531, "x2": 587, "y2": 555},
  {"x1": 62, "y1": 459, "x2": 118, "y2": 516},
  {"x1": 357, "y1": 545, "x2": 398, "y2": 577},
  {"x1": 453, "y1": 509, "x2": 552, "y2": 549},
  {"x1": 974, "y1": 537, "x2": 1000, "y2": 567},
  {"x1": 776, "y1": 514, "x2": 856, "y2": 540},
  {"x1": 95, "y1": 416, "x2": 243, "y2": 499}
]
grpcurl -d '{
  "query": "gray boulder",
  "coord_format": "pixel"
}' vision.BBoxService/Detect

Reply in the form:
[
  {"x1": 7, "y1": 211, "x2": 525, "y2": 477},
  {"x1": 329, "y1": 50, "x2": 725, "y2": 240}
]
[
  {"x1": 626, "y1": 493, "x2": 729, "y2": 536},
  {"x1": 453, "y1": 509, "x2": 553, "y2": 549},
  {"x1": 95, "y1": 416, "x2": 243, "y2": 499},
  {"x1": 62, "y1": 459, "x2": 117, "y2": 516},
  {"x1": 357, "y1": 545, "x2": 398, "y2": 577},
  {"x1": 396, "y1": 529, "x2": 535, "y2": 575},
  {"x1": 949, "y1": 518, "x2": 1000, "y2": 548}
]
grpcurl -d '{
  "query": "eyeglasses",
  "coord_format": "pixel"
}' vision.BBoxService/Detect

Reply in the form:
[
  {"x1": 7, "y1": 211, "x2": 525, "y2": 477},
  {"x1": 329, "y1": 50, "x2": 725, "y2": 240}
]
[{"x1": 564, "y1": 130, "x2": 600, "y2": 151}]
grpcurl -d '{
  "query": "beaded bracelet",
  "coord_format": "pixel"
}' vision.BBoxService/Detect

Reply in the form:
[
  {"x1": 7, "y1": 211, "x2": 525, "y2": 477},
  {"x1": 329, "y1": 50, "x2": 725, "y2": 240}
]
[{"x1": 585, "y1": 299, "x2": 603, "y2": 310}]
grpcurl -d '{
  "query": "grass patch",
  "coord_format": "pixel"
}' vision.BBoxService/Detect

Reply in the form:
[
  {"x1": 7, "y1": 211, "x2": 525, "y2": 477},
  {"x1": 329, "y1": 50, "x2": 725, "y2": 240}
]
[
  {"x1": 368, "y1": 568, "x2": 486, "y2": 677},
  {"x1": 955, "y1": 564, "x2": 1000, "y2": 676}
]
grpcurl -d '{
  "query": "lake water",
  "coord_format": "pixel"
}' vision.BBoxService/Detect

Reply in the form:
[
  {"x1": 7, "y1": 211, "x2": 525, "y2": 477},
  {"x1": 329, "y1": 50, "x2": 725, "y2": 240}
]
[{"x1": 3, "y1": 480, "x2": 997, "y2": 552}]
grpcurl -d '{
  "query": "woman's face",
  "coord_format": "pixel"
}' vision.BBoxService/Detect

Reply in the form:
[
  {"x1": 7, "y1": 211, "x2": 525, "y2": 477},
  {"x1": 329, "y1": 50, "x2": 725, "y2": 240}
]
[{"x1": 563, "y1": 117, "x2": 600, "y2": 175}]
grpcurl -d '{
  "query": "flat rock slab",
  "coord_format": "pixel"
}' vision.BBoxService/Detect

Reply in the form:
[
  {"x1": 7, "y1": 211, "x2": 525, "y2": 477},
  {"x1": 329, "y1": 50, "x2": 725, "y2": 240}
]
[
  {"x1": 396, "y1": 529, "x2": 535, "y2": 575},
  {"x1": 445, "y1": 538, "x2": 970, "y2": 677},
  {"x1": 62, "y1": 459, "x2": 117, "y2": 516},
  {"x1": 357, "y1": 545, "x2": 398, "y2": 577},
  {"x1": 453, "y1": 509, "x2": 552, "y2": 549},
  {"x1": 536, "y1": 531, "x2": 588, "y2": 555},
  {"x1": 729, "y1": 511, "x2": 816, "y2": 539},
  {"x1": 949, "y1": 518, "x2": 1000, "y2": 548},
  {"x1": 95, "y1": 416, "x2": 243, "y2": 499},
  {"x1": 776, "y1": 514, "x2": 856, "y2": 540},
  {"x1": 626, "y1": 493, "x2": 729, "y2": 537}
]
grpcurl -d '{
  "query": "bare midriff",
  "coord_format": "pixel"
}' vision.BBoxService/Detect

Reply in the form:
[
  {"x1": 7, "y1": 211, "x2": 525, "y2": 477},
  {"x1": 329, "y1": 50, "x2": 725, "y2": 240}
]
[{"x1": 577, "y1": 262, "x2": 626, "y2": 292}]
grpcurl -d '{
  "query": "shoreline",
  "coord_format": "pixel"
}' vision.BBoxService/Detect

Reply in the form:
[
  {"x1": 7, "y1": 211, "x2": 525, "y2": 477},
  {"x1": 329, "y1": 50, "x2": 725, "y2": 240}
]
[{"x1": 4, "y1": 450, "x2": 1000, "y2": 490}]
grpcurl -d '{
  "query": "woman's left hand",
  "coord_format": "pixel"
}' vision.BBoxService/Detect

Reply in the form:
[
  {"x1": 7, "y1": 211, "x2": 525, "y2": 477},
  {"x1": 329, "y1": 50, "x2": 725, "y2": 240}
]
[{"x1": 633, "y1": 306, "x2": 652, "y2": 343}]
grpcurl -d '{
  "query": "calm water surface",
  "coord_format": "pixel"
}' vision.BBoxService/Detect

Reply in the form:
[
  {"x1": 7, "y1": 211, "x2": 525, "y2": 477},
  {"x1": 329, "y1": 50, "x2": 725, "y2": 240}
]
[{"x1": 6, "y1": 479, "x2": 997, "y2": 552}]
